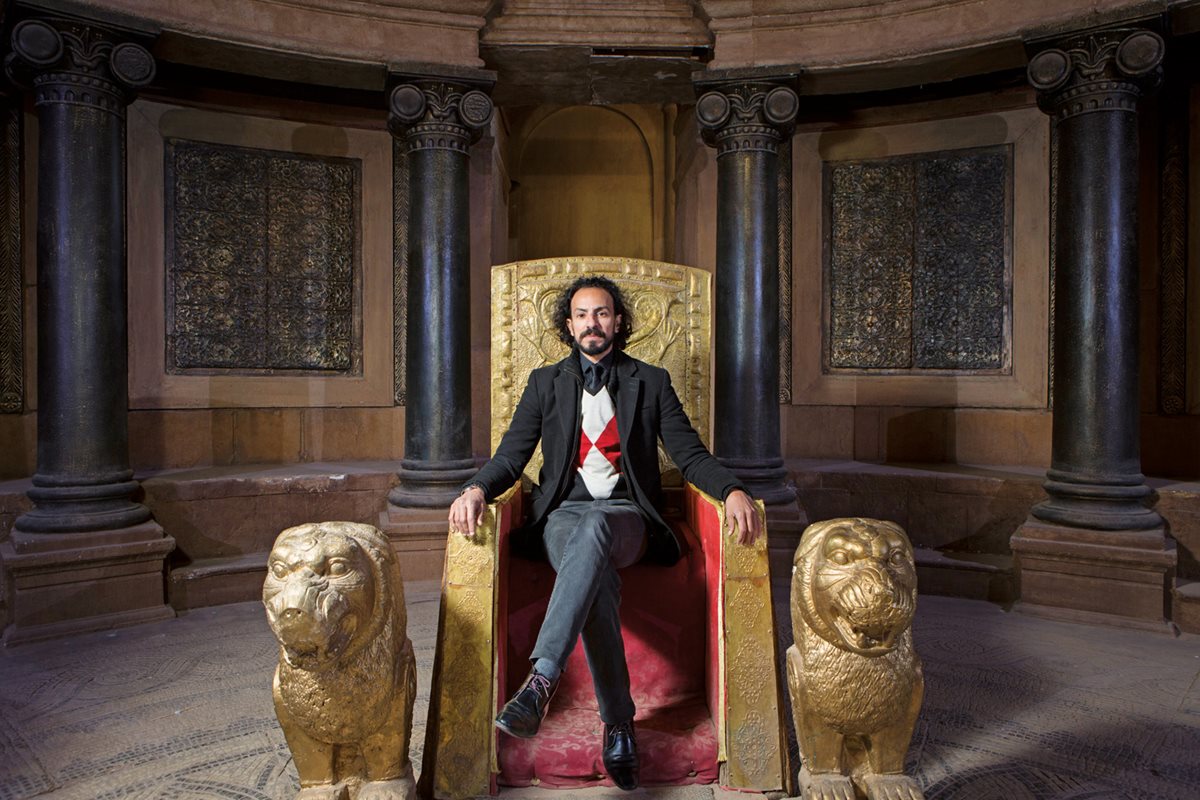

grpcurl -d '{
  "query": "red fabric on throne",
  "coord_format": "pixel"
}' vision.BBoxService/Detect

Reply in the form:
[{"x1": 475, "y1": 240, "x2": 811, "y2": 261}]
[{"x1": 496, "y1": 509, "x2": 720, "y2": 788}]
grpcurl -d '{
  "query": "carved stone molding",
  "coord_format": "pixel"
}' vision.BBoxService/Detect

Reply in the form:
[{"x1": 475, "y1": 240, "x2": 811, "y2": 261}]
[
  {"x1": 393, "y1": 138, "x2": 408, "y2": 406},
  {"x1": 1158, "y1": 80, "x2": 1187, "y2": 416},
  {"x1": 5, "y1": 17, "x2": 155, "y2": 117},
  {"x1": 387, "y1": 81, "x2": 493, "y2": 154},
  {"x1": 695, "y1": 82, "x2": 798, "y2": 156},
  {"x1": 1048, "y1": 124, "x2": 1058, "y2": 410},
  {"x1": 1027, "y1": 28, "x2": 1164, "y2": 120},
  {"x1": 0, "y1": 104, "x2": 21, "y2": 414},
  {"x1": 778, "y1": 137, "x2": 793, "y2": 404}
]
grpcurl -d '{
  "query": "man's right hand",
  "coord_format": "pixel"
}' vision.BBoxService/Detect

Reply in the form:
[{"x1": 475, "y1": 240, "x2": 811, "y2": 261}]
[{"x1": 449, "y1": 486, "x2": 487, "y2": 538}]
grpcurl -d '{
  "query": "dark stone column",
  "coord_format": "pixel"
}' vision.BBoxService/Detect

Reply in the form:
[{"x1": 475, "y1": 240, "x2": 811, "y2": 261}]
[
  {"x1": 1011, "y1": 25, "x2": 1175, "y2": 630},
  {"x1": 379, "y1": 72, "x2": 493, "y2": 571},
  {"x1": 0, "y1": 14, "x2": 174, "y2": 644},
  {"x1": 695, "y1": 77, "x2": 808, "y2": 777},
  {"x1": 695, "y1": 80, "x2": 801, "y2": 509}
]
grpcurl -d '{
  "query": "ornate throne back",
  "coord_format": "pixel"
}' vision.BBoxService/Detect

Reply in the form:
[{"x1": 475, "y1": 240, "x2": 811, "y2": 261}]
[
  {"x1": 491, "y1": 257, "x2": 712, "y2": 484},
  {"x1": 420, "y1": 257, "x2": 787, "y2": 800}
]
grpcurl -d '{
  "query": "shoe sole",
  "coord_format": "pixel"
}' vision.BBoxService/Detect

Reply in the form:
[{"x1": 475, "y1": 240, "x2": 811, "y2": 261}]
[{"x1": 494, "y1": 717, "x2": 537, "y2": 739}]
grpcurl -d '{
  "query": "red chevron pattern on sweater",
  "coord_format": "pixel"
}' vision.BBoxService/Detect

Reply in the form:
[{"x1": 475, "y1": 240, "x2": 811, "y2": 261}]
[{"x1": 577, "y1": 387, "x2": 621, "y2": 498}]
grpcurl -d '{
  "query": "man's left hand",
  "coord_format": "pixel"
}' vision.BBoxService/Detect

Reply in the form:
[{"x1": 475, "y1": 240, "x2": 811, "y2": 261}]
[{"x1": 724, "y1": 489, "x2": 762, "y2": 546}]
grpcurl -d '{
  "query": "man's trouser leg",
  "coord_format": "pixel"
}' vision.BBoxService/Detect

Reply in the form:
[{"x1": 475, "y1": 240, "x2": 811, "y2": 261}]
[{"x1": 531, "y1": 499, "x2": 647, "y2": 725}]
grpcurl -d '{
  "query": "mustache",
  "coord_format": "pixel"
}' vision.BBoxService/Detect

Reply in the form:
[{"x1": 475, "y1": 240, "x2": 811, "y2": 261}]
[{"x1": 580, "y1": 327, "x2": 607, "y2": 338}]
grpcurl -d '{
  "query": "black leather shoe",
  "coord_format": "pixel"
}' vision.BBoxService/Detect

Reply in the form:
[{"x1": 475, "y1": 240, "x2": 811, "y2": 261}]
[
  {"x1": 602, "y1": 720, "x2": 639, "y2": 791},
  {"x1": 494, "y1": 669, "x2": 559, "y2": 739}
]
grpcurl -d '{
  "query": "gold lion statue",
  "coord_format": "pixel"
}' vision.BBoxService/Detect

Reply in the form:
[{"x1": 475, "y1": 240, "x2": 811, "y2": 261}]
[
  {"x1": 786, "y1": 518, "x2": 925, "y2": 800},
  {"x1": 264, "y1": 522, "x2": 417, "y2": 800}
]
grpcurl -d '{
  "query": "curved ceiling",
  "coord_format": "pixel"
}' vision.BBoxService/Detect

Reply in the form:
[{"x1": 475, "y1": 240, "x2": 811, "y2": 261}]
[{"x1": 44, "y1": 0, "x2": 1200, "y2": 97}]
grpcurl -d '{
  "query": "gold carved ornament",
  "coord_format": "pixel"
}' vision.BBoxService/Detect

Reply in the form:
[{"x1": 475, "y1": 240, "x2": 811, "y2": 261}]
[
  {"x1": 687, "y1": 486, "x2": 789, "y2": 791},
  {"x1": 490, "y1": 257, "x2": 711, "y2": 484},
  {"x1": 424, "y1": 482, "x2": 520, "y2": 800}
]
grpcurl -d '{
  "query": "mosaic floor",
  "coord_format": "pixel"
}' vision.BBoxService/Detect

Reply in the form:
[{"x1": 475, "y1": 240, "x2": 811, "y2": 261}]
[{"x1": 1, "y1": 583, "x2": 1197, "y2": 800}]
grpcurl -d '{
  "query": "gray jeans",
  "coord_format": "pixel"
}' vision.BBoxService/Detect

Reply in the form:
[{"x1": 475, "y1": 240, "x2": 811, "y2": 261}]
[{"x1": 529, "y1": 499, "x2": 647, "y2": 725}]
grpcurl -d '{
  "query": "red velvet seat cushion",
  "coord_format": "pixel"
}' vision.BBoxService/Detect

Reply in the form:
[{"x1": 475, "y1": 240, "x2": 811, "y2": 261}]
[{"x1": 498, "y1": 520, "x2": 717, "y2": 788}]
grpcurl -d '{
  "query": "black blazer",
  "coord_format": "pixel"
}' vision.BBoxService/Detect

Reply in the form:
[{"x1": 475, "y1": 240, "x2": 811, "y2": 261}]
[{"x1": 468, "y1": 350, "x2": 744, "y2": 565}]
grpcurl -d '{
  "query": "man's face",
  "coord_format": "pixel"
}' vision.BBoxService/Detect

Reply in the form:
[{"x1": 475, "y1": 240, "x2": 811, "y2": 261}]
[{"x1": 565, "y1": 286, "x2": 622, "y2": 360}]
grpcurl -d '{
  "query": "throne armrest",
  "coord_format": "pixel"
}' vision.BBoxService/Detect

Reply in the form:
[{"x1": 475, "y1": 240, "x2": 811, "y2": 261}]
[
  {"x1": 422, "y1": 482, "x2": 523, "y2": 800},
  {"x1": 684, "y1": 483, "x2": 789, "y2": 792}
]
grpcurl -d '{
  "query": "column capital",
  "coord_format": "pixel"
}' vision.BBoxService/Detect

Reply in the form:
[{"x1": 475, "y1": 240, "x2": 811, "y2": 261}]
[
  {"x1": 5, "y1": 16, "x2": 156, "y2": 114},
  {"x1": 387, "y1": 80, "x2": 494, "y2": 154},
  {"x1": 1026, "y1": 26, "x2": 1164, "y2": 120},
  {"x1": 695, "y1": 82, "x2": 798, "y2": 157}
]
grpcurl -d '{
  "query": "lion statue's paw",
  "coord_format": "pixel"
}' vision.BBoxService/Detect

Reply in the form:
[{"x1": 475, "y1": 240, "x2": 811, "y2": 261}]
[
  {"x1": 357, "y1": 774, "x2": 416, "y2": 800},
  {"x1": 859, "y1": 773, "x2": 924, "y2": 800},
  {"x1": 801, "y1": 772, "x2": 856, "y2": 800}
]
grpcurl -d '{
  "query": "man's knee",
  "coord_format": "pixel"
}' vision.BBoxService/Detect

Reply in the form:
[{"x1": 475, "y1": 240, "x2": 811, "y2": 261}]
[{"x1": 572, "y1": 509, "x2": 616, "y2": 552}]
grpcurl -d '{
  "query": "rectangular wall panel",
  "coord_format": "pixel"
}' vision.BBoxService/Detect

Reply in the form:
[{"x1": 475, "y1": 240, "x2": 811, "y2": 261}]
[
  {"x1": 164, "y1": 139, "x2": 362, "y2": 375},
  {"x1": 825, "y1": 145, "x2": 1010, "y2": 374}
]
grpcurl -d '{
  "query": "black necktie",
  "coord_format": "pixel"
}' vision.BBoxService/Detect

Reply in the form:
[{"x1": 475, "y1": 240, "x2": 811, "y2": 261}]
[{"x1": 585, "y1": 363, "x2": 605, "y2": 394}]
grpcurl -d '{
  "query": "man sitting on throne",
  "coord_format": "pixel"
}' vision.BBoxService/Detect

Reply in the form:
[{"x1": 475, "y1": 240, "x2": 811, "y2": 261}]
[{"x1": 448, "y1": 275, "x2": 760, "y2": 791}]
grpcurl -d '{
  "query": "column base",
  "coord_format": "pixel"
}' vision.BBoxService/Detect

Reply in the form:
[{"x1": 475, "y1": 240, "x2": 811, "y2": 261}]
[
  {"x1": 1033, "y1": 470, "x2": 1163, "y2": 531},
  {"x1": 1010, "y1": 519, "x2": 1176, "y2": 629},
  {"x1": 379, "y1": 504, "x2": 451, "y2": 582},
  {"x1": 1, "y1": 520, "x2": 176, "y2": 646},
  {"x1": 387, "y1": 458, "x2": 477, "y2": 508},
  {"x1": 721, "y1": 456, "x2": 802, "y2": 507}
]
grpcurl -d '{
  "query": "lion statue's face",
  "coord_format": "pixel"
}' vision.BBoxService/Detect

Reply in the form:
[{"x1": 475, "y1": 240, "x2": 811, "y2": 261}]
[
  {"x1": 263, "y1": 525, "x2": 378, "y2": 671},
  {"x1": 794, "y1": 518, "x2": 917, "y2": 657}
]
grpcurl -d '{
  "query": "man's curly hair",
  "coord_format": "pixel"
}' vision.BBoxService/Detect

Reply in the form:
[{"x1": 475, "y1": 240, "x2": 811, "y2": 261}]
[{"x1": 552, "y1": 275, "x2": 634, "y2": 351}]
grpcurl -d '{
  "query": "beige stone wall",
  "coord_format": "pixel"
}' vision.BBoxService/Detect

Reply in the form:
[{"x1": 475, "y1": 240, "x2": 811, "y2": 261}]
[{"x1": 672, "y1": 112, "x2": 717, "y2": 274}]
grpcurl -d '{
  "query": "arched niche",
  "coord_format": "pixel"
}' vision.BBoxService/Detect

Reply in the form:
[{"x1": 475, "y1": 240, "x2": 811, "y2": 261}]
[{"x1": 511, "y1": 105, "x2": 664, "y2": 261}]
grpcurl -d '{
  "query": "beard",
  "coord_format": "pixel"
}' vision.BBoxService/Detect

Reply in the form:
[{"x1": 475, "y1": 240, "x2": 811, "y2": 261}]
[{"x1": 576, "y1": 331, "x2": 614, "y2": 357}]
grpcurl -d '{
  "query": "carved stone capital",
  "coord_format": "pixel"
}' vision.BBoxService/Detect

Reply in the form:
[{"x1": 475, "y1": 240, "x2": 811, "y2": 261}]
[
  {"x1": 696, "y1": 82, "x2": 798, "y2": 156},
  {"x1": 1027, "y1": 27, "x2": 1164, "y2": 120},
  {"x1": 388, "y1": 81, "x2": 494, "y2": 153},
  {"x1": 5, "y1": 17, "x2": 155, "y2": 115}
]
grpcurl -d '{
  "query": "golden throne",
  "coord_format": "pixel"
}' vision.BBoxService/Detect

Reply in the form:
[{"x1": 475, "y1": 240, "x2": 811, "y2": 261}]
[{"x1": 419, "y1": 257, "x2": 789, "y2": 799}]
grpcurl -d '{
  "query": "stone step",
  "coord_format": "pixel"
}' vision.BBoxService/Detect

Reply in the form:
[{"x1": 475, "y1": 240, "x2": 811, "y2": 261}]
[
  {"x1": 1171, "y1": 579, "x2": 1200, "y2": 634},
  {"x1": 169, "y1": 552, "x2": 270, "y2": 611},
  {"x1": 914, "y1": 547, "x2": 1015, "y2": 604}
]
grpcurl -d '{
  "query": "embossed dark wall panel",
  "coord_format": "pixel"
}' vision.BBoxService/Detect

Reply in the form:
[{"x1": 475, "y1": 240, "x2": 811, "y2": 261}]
[
  {"x1": 165, "y1": 139, "x2": 361, "y2": 374},
  {"x1": 825, "y1": 145, "x2": 1011, "y2": 373},
  {"x1": 1, "y1": 105, "x2": 21, "y2": 413}
]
